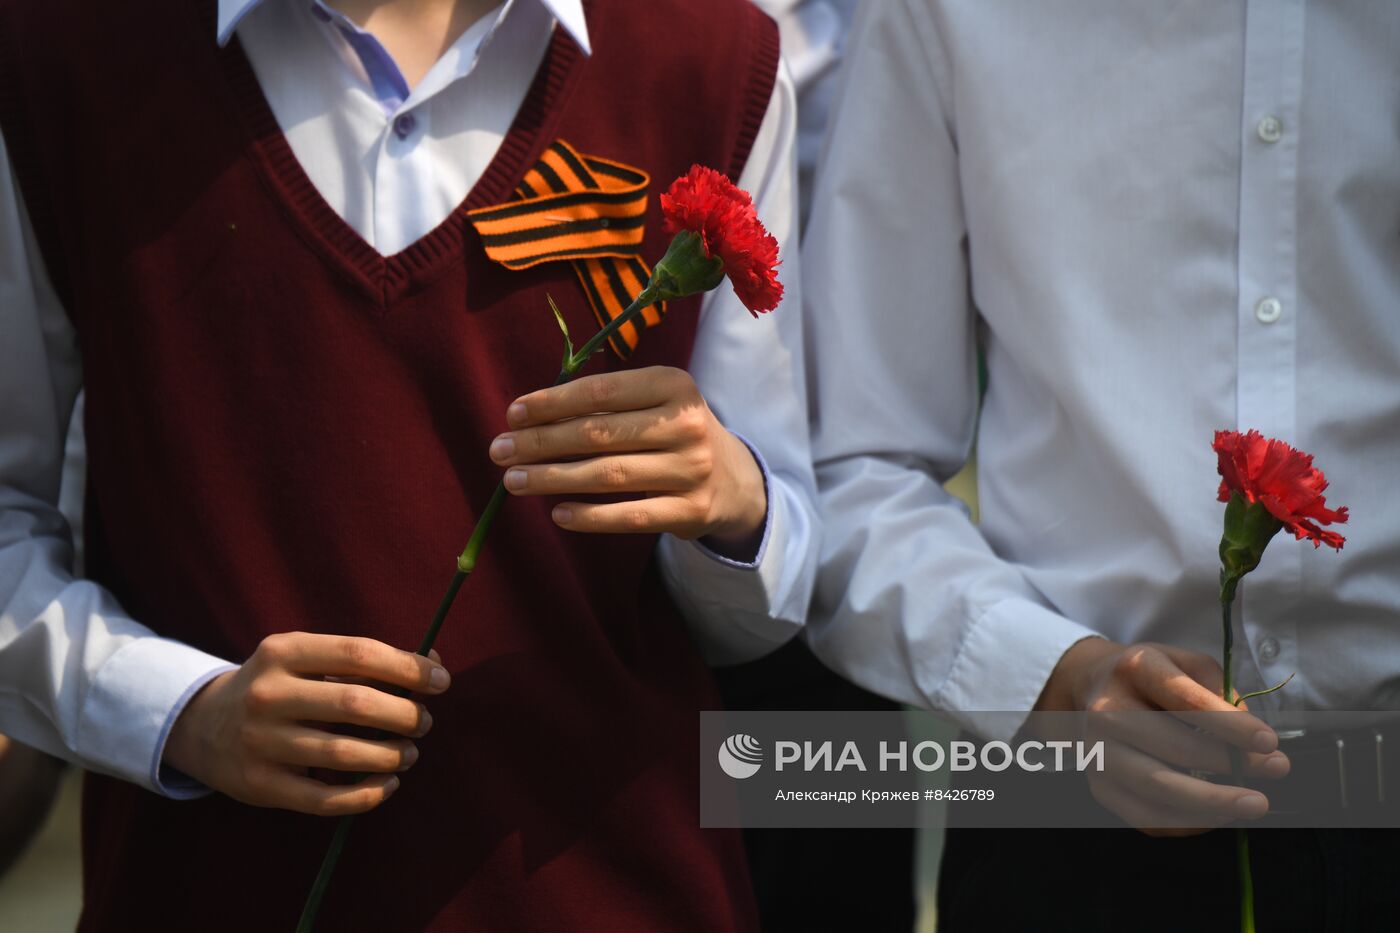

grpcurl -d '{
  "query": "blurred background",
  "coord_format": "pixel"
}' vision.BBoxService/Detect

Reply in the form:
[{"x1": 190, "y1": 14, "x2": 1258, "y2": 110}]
[{"x1": 0, "y1": 765, "x2": 81, "y2": 930}]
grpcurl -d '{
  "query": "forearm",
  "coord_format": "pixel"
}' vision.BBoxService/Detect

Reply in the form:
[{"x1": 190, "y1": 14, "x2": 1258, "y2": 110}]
[
  {"x1": 654, "y1": 61, "x2": 820, "y2": 663},
  {"x1": 0, "y1": 129, "x2": 236, "y2": 795},
  {"x1": 0, "y1": 500, "x2": 236, "y2": 793},
  {"x1": 806, "y1": 454, "x2": 1099, "y2": 732}
]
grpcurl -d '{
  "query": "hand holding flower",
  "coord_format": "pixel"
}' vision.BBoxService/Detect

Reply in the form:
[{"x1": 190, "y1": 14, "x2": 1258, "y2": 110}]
[
  {"x1": 490, "y1": 366, "x2": 767, "y2": 550},
  {"x1": 166, "y1": 633, "x2": 450, "y2": 817},
  {"x1": 1037, "y1": 638, "x2": 1286, "y2": 835}
]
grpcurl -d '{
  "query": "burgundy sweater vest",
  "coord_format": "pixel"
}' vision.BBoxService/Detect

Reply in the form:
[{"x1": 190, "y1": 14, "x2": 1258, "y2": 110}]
[{"x1": 0, "y1": 1, "x2": 778, "y2": 929}]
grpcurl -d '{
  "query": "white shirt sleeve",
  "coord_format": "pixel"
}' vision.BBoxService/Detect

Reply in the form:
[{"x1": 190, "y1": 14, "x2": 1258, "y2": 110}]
[
  {"x1": 656, "y1": 64, "x2": 820, "y2": 667},
  {"x1": 0, "y1": 130, "x2": 236, "y2": 797},
  {"x1": 801, "y1": 0, "x2": 1099, "y2": 737}
]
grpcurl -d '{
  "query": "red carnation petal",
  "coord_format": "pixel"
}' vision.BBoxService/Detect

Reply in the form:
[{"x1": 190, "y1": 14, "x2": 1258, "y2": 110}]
[
  {"x1": 1316, "y1": 529, "x2": 1347, "y2": 550},
  {"x1": 661, "y1": 165, "x2": 783, "y2": 315},
  {"x1": 1213, "y1": 429, "x2": 1348, "y2": 549},
  {"x1": 1288, "y1": 517, "x2": 1346, "y2": 551},
  {"x1": 1213, "y1": 431, "x2": 1247, "y2": 502}
]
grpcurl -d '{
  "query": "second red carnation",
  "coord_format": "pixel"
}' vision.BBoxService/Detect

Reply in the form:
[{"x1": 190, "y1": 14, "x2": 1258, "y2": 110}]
[{"x1": 1213, "y1": 429, "x2": 1348, "y2": 549}]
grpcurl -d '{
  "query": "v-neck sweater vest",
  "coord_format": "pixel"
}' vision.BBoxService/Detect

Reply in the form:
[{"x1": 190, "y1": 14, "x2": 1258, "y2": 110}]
[{"x1": 0, "y1": 0, "x2": 778, "y2": 929}]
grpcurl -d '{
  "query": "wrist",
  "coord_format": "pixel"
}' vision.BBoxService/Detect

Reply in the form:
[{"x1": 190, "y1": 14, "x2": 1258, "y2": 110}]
[
  {"x1": 701, "y1": 431, "x2": 768, "y2": 553},
  {"x1": 163, "y1": 668, "x2": 235, "y2": 785},
  {"x1": 1034, "y1": 636, "x2": 1119, "y2": 712}
]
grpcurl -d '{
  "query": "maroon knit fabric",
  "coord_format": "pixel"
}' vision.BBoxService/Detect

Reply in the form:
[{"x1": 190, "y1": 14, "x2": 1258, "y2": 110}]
[{"x1": 0, "y1": 0, "x2": 779, "y2": 929}]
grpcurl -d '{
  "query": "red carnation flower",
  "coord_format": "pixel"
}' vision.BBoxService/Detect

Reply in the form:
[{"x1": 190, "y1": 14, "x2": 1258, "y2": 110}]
[
  {"x1": 1213, "y1": 429, "x2": 1348, "y2": 549},
  {"x1": 660, "y1": 165, "x2": 783, "y2": 315}
]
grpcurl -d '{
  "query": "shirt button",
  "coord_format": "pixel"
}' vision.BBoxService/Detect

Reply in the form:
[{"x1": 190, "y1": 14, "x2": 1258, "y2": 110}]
[
  {"x1": 393, "y1": 113, "x2": 417, "y2": 139},
  {"x1": 1254, "y1": 296, "x2": 1283, "y2": 324},
  {"x1": 1257, "y1": 115, "x2": 1283, "y2": 144},
  {"x1": 1258, "y1": 637, "x2": 1281, "y2": 662}
]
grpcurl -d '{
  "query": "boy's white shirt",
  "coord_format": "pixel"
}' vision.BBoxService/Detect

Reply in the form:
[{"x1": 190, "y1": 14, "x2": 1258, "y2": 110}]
[
  {"x1": 0, "y1": 0, "x2": 815, "y2": 796},
  {"x1": 802, "y1": 0, "x2": 1400, "y2": 738}
]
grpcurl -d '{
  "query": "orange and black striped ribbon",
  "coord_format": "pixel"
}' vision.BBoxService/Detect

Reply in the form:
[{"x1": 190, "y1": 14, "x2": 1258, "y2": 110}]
[{"x1": 468, "y1": 141, "x2": 666, "y2": 359}]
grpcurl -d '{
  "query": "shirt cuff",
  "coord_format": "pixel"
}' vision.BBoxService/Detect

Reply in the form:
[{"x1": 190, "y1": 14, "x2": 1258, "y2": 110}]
[
  {"x1": 76, "y1": 637, "x2": 236, "y2": 799},
  {"x1": 932, "y1": 597, "x2": 1102, "y2": 742},
  {"x1": 657, "y1": 435, "x2": 801, "y2": 664}
]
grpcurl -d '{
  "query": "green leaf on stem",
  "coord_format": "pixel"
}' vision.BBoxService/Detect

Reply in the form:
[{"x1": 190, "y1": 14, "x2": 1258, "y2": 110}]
[
  {"x1": 547, "y1": 294, "x2": 575, "y2": 367},
  {"x1": 1233, "y1": 671, "x2": 1296, "y2": 707}
]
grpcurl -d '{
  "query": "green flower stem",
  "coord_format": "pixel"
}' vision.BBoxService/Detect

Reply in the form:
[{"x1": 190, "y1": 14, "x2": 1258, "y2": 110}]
[
  {"x1": 1222, "y1": 595, "x2": 1255, "y2": 933},
  {"x1": 296, "y1": 572, "x2": 469, "y2": 933},
  {"x1": 1238, "y1": 827, "x2": 1256, "y2": 933},
  {"x1": 563, "y1": 285, "x2": 662, "y2": 376},
  {"x1": 296, "y1": 816, "x2": 354, "y2": 933},
  {"x1": 1222, "y1": 598, "x2": 1235, "y2": 705},
  {"x1": 296, "y1": 285, "x2": 664, "y2": 933}
]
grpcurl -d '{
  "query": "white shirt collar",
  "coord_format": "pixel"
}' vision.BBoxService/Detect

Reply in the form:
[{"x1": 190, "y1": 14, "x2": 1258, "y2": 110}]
[{"x1": 216, "y1": 0, "x2": 591, "y2": 55}]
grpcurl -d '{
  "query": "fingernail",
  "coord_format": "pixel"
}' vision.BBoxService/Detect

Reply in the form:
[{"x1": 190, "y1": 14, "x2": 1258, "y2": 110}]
[
  {"x1": 418, "y1": 708, "x2": 433, "y2": 735},
  {"x1": 553, "y1": 506, "x2": 572, "y2": 525},
  {"x1": 504, "y1": 469, "x2": 527, "y2": 490},
  {"x1": 1252, "y1": 730, "x2": 1277, "y2": 754},
  {"x1": 1236, "y1": 793, "x2": 1268, "y2": 820},
  {"x1": 385, "y1": 776, "x2": 401, "y2": 795},
  {"x1": 507, "y1": 402, "x2": 527, "y2": 425},
  {"x1": 429, "y1": 667, "x2": 450, "y2": 691},
  {"x1": 489, "y1": 435, "x2": 515, "y2": 462},
  {"x1": 400, "y1": 745, "x2": 419, "y2": 770},
  {"x1": 1263, "y1": 752, "x2": 1290, "y2": 778}
]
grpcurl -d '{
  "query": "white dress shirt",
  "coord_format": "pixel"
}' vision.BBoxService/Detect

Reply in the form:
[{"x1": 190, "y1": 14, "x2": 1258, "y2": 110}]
[
  {"x1": 751, "y1": 0, "x2": 859, "y2": 216},
  {"x1": 0, "y1": 0, "x2": 815, "y2": 795},
  {"x1": 804, "y1": 0, "x2": 1400, "y2": 739}
]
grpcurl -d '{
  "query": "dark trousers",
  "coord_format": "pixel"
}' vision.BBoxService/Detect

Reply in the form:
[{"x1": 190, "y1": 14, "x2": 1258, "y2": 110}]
[
  {"x1": 713, "y1": 640, "x2": 917, "y2": 933},
  {"x1": 938, "y1": 827, "x2": 1400, "y2": 932}
]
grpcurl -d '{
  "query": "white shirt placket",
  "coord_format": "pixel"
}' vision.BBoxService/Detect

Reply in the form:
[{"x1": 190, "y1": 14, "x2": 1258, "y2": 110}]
[{"x1": 1235, "y1": 0, "x2": 1306, "y2": 704}]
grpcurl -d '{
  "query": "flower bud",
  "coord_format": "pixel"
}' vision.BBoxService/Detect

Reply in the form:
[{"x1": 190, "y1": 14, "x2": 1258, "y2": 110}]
[
  {"x1": 646, "y1": 230, "x2": 726, "y2": 302},
  {"x1": 1218, "y1": 492, "x2": 1283, "y2": 601}
]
